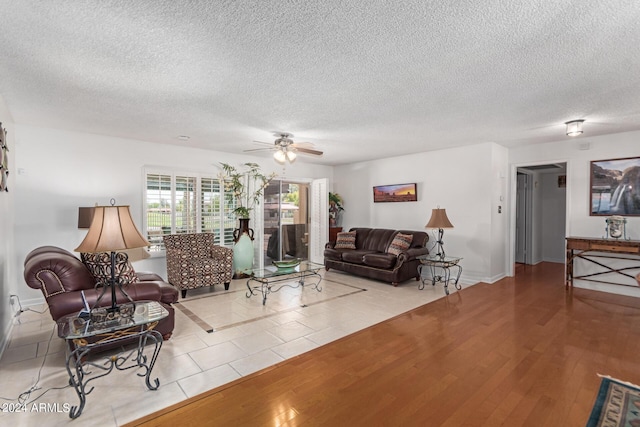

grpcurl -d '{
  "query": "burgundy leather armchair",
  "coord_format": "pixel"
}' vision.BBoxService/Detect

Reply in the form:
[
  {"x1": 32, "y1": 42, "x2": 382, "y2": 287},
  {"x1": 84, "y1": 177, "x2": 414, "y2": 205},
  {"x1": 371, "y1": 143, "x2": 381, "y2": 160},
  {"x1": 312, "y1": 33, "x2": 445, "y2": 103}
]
[{"x1": 23, "y1": 246, "x2": 178, "y2": 340}]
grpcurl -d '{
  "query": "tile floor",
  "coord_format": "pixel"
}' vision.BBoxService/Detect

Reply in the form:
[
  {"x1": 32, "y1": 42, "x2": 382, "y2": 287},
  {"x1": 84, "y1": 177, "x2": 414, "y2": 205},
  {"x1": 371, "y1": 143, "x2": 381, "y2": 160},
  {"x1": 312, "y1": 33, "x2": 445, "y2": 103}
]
[{"x1": 0, "y1": 270, "x2": 460, "y2": 426}]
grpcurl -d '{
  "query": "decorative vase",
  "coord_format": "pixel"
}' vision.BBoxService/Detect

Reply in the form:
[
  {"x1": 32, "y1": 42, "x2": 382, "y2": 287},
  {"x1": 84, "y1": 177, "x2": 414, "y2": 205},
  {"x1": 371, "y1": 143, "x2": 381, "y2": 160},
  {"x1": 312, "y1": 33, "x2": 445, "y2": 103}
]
[
  {"x1": 233, "y1": 218, "x2": 255, "y2": 278},
  {"x1": 605, "y1": 215, "x2": 627, "y2": 239}
]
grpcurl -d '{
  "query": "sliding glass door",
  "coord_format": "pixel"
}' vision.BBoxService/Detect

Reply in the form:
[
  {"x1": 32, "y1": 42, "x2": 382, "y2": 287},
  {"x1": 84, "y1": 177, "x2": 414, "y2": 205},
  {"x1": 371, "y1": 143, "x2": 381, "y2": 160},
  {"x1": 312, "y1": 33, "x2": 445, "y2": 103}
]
[{"x1": 263, "y1": 180, "x2": 310, "y2": 264}]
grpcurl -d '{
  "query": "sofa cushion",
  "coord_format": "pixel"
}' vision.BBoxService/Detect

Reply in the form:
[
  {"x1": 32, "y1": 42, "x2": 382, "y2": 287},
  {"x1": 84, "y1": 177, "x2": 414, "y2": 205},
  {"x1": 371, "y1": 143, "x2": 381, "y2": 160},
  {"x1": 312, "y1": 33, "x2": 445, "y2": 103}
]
[
  {"x1": 81, "y1": 252, "x2": 140, "y2": 287},
  {"x1": 387, "y1": 233, "x2": 413, "y2": 256},
  {"x1": 342, "y1": 249, "x2": 376, "y2": 265},
  {"x1": 363, "y1": 253, "x2": 397, "y2": 269},
  {"x1": 359, "y1": 229, "x2": 397, "y2": 252},
  {"x1": 335, "y1": 231, "x2": 356, "y2": 249}
]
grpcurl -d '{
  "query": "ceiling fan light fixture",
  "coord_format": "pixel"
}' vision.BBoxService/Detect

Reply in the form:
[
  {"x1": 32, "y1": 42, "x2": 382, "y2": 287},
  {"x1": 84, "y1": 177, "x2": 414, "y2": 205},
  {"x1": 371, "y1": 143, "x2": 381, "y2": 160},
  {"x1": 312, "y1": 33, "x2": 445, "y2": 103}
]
[
  {"x1": 286, "y1": 150, "x2": 297, "y2": 162},
  {"x1": 565, "y1": 120, "x2": 584, "y2": 137},
  {"x1": 274, "y1": 150, "x2": 286, "y2": 163}
]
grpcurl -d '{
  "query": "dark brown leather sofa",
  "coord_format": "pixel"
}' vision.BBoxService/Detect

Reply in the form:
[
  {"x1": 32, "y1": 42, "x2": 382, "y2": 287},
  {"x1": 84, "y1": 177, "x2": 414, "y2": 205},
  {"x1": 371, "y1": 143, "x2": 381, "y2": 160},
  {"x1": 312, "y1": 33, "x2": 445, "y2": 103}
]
[
  {"x1": 324, "y1": 228, "x2": 429, "y2": 286},
  {"x1": 23, "y1": 246, "x2": 178, "y2": 340}
]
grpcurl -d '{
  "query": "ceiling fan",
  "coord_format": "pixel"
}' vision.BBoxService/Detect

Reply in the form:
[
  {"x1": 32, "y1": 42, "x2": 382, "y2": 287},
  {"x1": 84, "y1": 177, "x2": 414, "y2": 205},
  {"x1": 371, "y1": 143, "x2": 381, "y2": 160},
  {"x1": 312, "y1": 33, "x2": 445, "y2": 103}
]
[{"x1": 244, "y1": 132, "x2": 323, "y2": 163}]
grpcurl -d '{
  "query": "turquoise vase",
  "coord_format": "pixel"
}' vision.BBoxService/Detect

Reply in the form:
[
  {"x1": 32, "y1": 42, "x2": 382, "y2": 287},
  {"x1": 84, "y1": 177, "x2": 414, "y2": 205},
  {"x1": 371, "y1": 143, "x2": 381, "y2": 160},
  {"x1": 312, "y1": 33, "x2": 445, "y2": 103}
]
[{"x1": 232, "y1": 218, "x2": 254, "y2": 278}]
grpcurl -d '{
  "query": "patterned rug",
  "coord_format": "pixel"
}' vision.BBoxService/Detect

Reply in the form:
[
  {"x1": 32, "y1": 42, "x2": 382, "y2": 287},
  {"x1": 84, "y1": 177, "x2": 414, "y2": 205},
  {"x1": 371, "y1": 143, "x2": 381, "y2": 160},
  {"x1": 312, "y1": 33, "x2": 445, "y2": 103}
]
[{"x1": 587, "y1": 375, "x2": 640, "y2": 427}]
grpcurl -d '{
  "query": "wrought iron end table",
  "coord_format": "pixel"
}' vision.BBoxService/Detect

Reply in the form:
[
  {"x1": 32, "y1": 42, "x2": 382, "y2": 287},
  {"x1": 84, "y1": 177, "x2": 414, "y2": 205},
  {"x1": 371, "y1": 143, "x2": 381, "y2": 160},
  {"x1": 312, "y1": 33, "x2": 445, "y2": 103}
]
[
  {"x1": 417, "y1": 255, "x2": 463, "y2": 295},
  {"x1": 57, "y1": 300, "x2": 168, "y2": 418}
]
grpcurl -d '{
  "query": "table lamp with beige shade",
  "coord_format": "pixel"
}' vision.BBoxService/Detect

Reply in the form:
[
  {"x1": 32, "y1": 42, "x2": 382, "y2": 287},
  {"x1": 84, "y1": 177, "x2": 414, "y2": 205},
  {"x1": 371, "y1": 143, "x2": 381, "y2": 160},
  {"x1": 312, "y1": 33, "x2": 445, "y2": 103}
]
[
  {"x1": 75, "y1": 201, "x2": 149, "y2": 314},
  {"x1": 425, "y1": 207, "x2": 454, "y2": 259}
]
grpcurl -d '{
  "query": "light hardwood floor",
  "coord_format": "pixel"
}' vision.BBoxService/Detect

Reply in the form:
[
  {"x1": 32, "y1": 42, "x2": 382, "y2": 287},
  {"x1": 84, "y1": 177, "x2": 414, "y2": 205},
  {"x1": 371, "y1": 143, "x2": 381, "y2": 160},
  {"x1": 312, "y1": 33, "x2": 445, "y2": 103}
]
[{"x1": 125, "y1": 262, "x2": 640, "y2": 426}]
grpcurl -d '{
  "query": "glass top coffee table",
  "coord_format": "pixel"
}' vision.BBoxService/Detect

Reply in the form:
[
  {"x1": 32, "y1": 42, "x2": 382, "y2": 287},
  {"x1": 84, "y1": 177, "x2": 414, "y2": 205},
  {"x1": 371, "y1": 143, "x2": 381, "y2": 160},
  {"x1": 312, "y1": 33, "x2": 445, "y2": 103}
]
[{"x1": 246, "y1": 260, "x2": 324, "y2": 305}]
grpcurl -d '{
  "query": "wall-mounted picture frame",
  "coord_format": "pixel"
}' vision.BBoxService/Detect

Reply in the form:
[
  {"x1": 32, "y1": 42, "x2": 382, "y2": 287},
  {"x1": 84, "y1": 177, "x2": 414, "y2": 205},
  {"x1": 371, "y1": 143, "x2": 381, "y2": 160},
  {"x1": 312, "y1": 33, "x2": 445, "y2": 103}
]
[
  {"x1": 373, "y1": 183, "x2": 417, "y2": 203},
  {"x1": 590, "y1": 156, "x2": 640, "y2": 216}
]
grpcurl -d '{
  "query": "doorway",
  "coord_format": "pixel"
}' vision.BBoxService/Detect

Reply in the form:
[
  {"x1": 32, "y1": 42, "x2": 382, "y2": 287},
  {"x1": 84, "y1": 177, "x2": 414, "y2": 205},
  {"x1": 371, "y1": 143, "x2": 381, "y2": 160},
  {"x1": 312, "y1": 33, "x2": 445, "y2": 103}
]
[
  {"x1": 514, "y1": 163, "x2": 567, "y2": 272},
  {"x1": 263, "y1": 180, "x2": 310, "y2": 264}
]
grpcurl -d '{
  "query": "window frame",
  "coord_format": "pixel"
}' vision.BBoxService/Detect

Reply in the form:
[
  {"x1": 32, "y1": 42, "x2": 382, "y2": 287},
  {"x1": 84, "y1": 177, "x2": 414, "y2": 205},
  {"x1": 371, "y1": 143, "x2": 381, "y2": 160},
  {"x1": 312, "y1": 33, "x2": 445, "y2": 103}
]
[{"x1": 143, "y1": 167, "x2": 237, "y2": 253}]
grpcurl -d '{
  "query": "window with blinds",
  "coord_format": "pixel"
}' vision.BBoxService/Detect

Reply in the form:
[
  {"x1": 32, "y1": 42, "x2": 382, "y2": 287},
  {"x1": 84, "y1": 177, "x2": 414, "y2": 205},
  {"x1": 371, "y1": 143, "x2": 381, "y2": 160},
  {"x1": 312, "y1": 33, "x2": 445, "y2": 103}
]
[
  {"x1": 144, "y1": 170, "x2": 237, "y2": 252},
  {"x1": 175, "y1": 175, "x2": 197, "y2": 234}
]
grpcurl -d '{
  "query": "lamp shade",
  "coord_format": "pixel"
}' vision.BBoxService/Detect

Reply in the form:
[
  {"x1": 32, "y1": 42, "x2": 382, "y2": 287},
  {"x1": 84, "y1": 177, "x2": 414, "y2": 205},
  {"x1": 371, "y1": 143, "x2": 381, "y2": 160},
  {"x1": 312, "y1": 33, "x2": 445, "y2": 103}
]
[
  {"x1": 425, "y1": 208, "x2": 454, "y2": 229},
  {"x1": 121, "y1": 246, "x2": 151, "y2": 262},
  {"x1": 75, "y1": 205, "x2": 149, "y2": 253}
]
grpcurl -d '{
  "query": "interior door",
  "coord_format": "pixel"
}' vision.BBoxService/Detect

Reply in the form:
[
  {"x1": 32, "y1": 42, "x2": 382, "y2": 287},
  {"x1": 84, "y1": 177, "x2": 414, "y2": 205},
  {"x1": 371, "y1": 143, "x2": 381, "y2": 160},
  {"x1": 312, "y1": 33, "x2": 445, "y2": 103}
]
[{"x1": 515, "y1": 172, "x2": 531, "y2": 264}]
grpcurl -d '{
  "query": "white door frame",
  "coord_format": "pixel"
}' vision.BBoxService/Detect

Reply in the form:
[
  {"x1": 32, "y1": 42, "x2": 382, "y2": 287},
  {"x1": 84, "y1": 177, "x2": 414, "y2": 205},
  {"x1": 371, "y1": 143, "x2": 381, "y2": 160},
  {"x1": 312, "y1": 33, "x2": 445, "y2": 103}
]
[{"x1": 507, "y1": 159, "x2": 572, "y2": 276}]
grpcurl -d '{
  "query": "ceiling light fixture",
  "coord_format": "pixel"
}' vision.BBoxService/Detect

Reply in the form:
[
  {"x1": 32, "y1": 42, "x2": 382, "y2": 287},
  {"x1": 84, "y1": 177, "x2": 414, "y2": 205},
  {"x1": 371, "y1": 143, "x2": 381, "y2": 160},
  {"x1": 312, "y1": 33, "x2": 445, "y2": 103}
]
[
  {"x1": 565, "y1": 120, "x2": 585, "y2": 137},
  {"x1": 274, "y1": 149, "x2": 286, "y2": 163},
  {"x1": 274, "y1": 148, "x2": 297, "y2": 164}
]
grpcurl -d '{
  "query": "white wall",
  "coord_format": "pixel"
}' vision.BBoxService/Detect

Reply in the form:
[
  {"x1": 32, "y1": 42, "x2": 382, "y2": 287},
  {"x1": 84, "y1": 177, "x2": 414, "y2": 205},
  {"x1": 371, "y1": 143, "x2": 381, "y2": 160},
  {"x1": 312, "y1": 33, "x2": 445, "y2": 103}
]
[
  {"x1": 13, "y1": 124, "x2": 333, "y2": 305},
  {"x1": 0, "y1": 96, "x2": 16, "y2": 356},
  {"x1": 510, "y1": 131, "x2": 640, "y2": 297},
  {"x1": 490, "y1": 144, "x2": 509, "y2": 280},
  {"x1": 334, "y1": 142, "x2": 505, "y2": 284},
  {"x1": 11, "y1": 122, "x2": 640, "y2": 309}
]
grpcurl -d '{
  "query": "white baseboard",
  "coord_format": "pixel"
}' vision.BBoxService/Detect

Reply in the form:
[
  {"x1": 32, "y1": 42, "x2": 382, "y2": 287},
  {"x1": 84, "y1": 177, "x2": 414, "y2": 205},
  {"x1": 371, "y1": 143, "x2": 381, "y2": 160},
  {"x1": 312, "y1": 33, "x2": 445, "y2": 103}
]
[
  {"x1": 0, "y1": 317, "x2": 14, "y2": 362},
  {"x1": 458, "y1": 271, "x2": 505, "y2": 286}
]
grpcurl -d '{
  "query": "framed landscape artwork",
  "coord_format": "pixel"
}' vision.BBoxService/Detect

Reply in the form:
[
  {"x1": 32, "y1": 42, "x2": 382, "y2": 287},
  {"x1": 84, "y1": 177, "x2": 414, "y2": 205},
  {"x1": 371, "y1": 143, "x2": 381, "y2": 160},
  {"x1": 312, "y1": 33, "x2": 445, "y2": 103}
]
[
  {"x1": 590, "y1": 156, "x2": 640, "y2": 216},
  {"x1": 373, "y1": 183, "x2": 417, "y2": 203}
]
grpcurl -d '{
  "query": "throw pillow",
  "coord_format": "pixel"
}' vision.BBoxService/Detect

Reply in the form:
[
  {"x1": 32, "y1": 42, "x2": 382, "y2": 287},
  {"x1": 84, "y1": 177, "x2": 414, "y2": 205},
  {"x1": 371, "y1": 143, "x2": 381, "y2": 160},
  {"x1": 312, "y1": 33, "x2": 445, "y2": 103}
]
[
  {"x1": 335, "y1": 231, "x2": 357, "y2": 249},
  {"x1": 387, "y1": 233, "x2": 413, "y2": 256},
  {"x1": 81, "y1": 252, "x2": 140, "y2": 287}
]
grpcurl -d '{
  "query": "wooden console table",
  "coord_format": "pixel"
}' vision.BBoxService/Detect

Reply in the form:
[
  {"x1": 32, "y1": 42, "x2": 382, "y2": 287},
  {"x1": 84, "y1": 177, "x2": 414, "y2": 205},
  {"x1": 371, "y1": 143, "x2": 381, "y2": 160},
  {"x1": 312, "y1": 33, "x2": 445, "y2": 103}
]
[{"x1": 565, "y1": 237, "x2": 640, "y2": 288}]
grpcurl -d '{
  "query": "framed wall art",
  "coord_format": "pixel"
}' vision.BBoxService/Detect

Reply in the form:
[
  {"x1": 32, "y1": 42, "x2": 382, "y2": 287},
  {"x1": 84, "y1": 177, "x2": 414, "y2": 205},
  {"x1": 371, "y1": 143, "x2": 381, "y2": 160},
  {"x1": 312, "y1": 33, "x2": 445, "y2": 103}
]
[
  {"x1": 590, "y1": 156, "x2": 640, "y2": 216},
  {"x1": 373, "y1": 183, "x2": 417, "y2": 203}
]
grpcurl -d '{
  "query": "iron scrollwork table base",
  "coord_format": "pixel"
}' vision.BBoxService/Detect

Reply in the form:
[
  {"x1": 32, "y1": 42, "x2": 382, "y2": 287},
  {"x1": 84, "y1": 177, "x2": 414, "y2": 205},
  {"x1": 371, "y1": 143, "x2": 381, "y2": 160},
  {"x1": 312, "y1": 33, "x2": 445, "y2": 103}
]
[
  {"x1": 246, "y1": 261, "x2": 324, "y2": 305},
  {"x1": 417, "y1": 255, "x2": 463, "y2": 295},
  {"x1": 58, "y1": 301, "x2": 168, "y2": 419}
]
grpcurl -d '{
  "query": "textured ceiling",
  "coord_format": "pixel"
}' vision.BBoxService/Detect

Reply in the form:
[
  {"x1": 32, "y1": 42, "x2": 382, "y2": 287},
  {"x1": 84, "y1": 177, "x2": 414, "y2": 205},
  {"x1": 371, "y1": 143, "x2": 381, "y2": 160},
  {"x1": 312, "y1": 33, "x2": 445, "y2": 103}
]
[{"x1": 1, "y1": 1, "x2": 640, "y2": 165}]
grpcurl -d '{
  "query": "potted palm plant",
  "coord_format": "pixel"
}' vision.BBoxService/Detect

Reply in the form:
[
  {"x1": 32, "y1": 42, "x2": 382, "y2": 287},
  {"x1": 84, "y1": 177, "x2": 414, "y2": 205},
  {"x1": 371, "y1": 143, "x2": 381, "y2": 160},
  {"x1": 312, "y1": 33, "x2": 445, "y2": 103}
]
[
  {"x1": 219, "y1": 162, "x2": 275, "y2": 277},
  {"x1": 329, "y1": 192, "x2": 344, "y2": 227}
]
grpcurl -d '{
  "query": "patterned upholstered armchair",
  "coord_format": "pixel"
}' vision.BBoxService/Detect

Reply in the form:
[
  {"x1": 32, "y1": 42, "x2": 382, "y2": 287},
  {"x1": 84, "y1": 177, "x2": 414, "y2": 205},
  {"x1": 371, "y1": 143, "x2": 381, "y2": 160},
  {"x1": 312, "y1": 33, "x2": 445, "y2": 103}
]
[{"x1": 163, "y1": 233, "x2": 233, "y2": 298}]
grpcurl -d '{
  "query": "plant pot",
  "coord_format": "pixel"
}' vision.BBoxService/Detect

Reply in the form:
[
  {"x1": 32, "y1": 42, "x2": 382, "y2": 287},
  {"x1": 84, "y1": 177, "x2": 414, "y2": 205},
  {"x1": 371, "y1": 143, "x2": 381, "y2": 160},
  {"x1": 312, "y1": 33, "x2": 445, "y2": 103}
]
[{"x1": 233, "y1": 218, "x2": 254, "y2": 278}]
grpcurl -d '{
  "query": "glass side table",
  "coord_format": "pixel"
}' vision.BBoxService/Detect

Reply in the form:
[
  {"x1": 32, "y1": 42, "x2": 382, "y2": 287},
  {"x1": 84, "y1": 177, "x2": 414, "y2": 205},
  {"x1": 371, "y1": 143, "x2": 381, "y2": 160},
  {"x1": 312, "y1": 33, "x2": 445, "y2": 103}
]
[
  {"x1": 57, "y1": 300, "x2": 168, "y2": 419},
  {"x1": 417, "y1": 255, "x2": 463, "y2": 295}
]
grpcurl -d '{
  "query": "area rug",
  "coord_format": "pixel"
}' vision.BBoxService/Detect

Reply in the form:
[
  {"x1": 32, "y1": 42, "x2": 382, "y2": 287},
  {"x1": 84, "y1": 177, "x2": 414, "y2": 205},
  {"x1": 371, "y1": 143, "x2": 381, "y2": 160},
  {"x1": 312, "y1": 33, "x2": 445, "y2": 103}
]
[{"x1": 586, "y1": 375, "x2": 640, "y2": 427}]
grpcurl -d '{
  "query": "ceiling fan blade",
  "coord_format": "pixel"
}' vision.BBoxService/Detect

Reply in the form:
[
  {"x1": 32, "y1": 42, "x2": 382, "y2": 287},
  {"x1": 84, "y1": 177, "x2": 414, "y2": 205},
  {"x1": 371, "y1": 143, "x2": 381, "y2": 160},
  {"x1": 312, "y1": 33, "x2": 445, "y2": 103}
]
[
  {"x1": 295, "y1": 147, "x2": 323, "y2": 156},
  {"x1": 290, "y1": 142, "x2": 314, "y2": 148},
  {"x1": 243, "y1": 147, "x2": 274, "y2": 152},
  {"x1": 252, "y1": 140, "x2": 274, "y2": 146}
]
